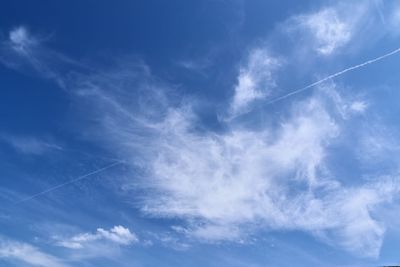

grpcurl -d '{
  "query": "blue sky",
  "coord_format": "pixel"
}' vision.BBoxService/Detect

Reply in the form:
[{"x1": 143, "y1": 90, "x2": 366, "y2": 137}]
[{"x1": 1, "y1": 0, "x2": 400, "y2": 266}]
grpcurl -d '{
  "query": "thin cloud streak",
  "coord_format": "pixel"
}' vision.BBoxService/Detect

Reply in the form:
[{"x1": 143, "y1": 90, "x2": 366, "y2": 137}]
[
  {"x1": 265, "y1": 46, "x2": 400, "y2": 105},
  {"x1": 15, "y1": 161, "x2": 122, "y2": 204}
]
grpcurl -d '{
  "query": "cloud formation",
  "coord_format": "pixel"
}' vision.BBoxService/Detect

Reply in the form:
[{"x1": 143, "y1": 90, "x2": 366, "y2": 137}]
[
  {"x1": 0, "y1": 26, "x2": 81, "y2": 88},
  {"x1": 56, "y1": 225, "x2": 138, "y2": 249},
  {"x1": 285, "y1": 1, "x2": 386, "y2": 57},
  {"x1": 0, "y1": 238, "x2": 69, "y2": 267},
  {"x1": 0, "y1": 134, "x2": 62, "y2": 155},
  {"x1": 2, "y1": 2, "x2": 400, "y2": 259},
  {"x1": 298, "y1": 7, "x2": 352, "y2": 55},
  {"x1": 8, "y1": 26, "x2": 39, "y2": 53},
  {"x1": 230, "y1": 48, "x2": 281, "y2": 115},
  {"x1": 75, "y1": 60, "x2": 400, "y2": 258}
]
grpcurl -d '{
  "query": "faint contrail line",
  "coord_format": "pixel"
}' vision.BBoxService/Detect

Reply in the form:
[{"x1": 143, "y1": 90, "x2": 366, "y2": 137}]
[
  {"x1": 265, "y1": 47, "x2": 400, "y2": 105},
  {"x1": 15, "y1": 161, "x2": 122, "y2": 204}
]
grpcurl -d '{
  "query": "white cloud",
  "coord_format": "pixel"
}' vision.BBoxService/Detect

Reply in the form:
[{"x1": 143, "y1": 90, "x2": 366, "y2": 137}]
[
  {"x1": 177, "y1": 57, "x2": 212, "y2": 77},
  {"x1": 8, "y1": 26, "x2": 38, "y2": 53},
  {"x1": 148, "y1": 231, "x2": 190, "y2": 251},
  {"x1": 321, "y1": 84, "x2": 368, "y2": 117},
  {"x1": 138, "y1": 95, "x2": 338, "y2": 225},
  {"x1": 56, "y1": 225, "x2": 138, "y2": 249},
  {"x1": 135, "y1": 94, "x2": 393, "y2": 258},
  {"x1": 97, "y1": 225, "x2": 137, "y2": 245},
  {"x1": 0, "y1": 26, "x2": 81, "y2": 88},
  {"x1": 299, "y1": 7, "x2": 351, "y2": 55},
  {"x1": 286, "y1": 2, "x2": 380, "y2": 57},
  {"x1": 230, "y1": 48, "x2": 281, "y2": 115},
  {"x1": 0, "y1": 239, "x2": 69, "y2": 267},
  {"x1": 0, "y1": 26, "x2": 42, "y2": 69},
  {"x1": 349, "y1": 100, "x2": 368, "y2": 113},
  {"x1": 0, "y1": 135, "x2": 62, "y2": 155},
  {"x1": 78, "y1": 67, "x2": 400, "y2": 258},
  {"x1": 4, "y1": 6, "x2": 397, "y2": 259}
]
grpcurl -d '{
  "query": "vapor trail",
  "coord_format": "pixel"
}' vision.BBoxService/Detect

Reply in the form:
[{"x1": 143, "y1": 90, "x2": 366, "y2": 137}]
[
  {"x1": 266, "y1": 47, "x2": 400, "y2": 105},
  {"x1": 15, "y1": 161, "x2": 122, "y2": 204}
]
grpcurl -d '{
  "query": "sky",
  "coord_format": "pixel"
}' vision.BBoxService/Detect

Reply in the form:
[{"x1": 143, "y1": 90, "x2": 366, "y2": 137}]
[{"x1": 1, "y1": 0, "x2": 400, "y2": 266}]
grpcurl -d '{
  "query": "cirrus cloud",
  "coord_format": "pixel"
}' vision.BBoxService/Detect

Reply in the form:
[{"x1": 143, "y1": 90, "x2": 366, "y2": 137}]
[
  {"x1": 0, "y1": 238, "x2": 69, "y2": 267},
  {"x1": 74, "y1": 61, "x2": 400, "y2": 258},
  {"x1": 56, "y1": 225, "x2": 138, "y2": 249}
]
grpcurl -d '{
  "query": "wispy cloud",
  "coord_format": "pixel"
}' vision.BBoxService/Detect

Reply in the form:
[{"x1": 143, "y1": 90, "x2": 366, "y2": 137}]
[
  {"x1": 55, "y1": 225, "x2": 138, "y2": 249},
  {"x1": 148, "y1": 230, "x2": 190, "y2": 251},
  {"x1": 74, "y1": 59, "x2": 400, "y2": 258},
  {"x1": 297, "y1": 7, "x2": 352, "y2": 55},
  {"x1": 349, "y1": 100, "x2": 368, "y2": 113},
  {"x1": 0, "y1": 26, "x2": 83, "y2": 88},
  {"x1": 264, "y1": 45, "x2": 400, "y2": 106},
  {"x1": 0, "y1": 134, "x2": 62, "y2": 155},
  {"x1": 2, "y1": 2, "x2": 400, "y2": 259},
  {"x1": 283, "y1": 1, "x2": 386, "y2": 57},
  {"x1": 0, "y1": 238, "x2": 69, "y2": 267},
  {"x1": 8, "y1": 26, "x2": 39, "y2": 53},
  {"x1": 230, "y1": 48, "x2": 281, "y2": 115}
]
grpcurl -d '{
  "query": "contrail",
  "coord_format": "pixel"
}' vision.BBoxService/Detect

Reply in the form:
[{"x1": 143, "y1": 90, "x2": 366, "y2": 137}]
[
  {"x1": 266, "y1": 47, "x2": 400, "y2": 105},
  {"x1": 15, "y1": 161, "x2": 122, "y2": 204}
]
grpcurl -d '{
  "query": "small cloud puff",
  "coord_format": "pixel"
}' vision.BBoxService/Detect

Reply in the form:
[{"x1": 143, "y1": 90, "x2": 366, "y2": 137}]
[
  {"x1": 349, "y1": 101, "x2": 368, "y2": 113},
  {"x1": 0, "y1": 25, "x2": 81, "y2": 88},
  {"x1": 300, "y1": 8, "x2": 351, "y2": 55},
  {"x1": 8, "y1": 26, "x2": 38, "y2": 53},
  {"x1": 286, "y1": 2, "x2": 378, "y2": 57},
  {"x1": 56, "y1": 225, "x2": 138, "y2": 249},
  {"x1": 230, "y1": 48, "x2": 281, "y2": 115}
]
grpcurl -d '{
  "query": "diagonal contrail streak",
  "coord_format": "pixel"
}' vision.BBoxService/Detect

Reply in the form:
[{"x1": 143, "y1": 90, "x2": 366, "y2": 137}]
[
  {"x1": 265, "y1": 47, "x2": 400, "y2": 105},
  {"x1": 15, "y1": 161, "x2": 122, "y2": 204}
]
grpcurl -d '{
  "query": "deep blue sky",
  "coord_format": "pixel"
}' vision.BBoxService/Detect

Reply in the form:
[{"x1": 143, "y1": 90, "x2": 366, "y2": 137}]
[{"x1": 1, "y1": 1, "x2": 400, "y2": 266}]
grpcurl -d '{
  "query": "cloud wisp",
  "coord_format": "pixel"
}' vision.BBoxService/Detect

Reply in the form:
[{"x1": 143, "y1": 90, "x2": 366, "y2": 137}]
[
  {"x1": 0, "y1": 238, "x2": 69, "y2": 267},
  {"x1": 297, "y1": 7, "x2": 352, "y2": 55},
  {"x1": 230, "y1": 48, "x2": 281, "y2": 116},
  {"x1": 56, "y1": 225, "x2": 138, "y2": 249},
  {"x1": 0, "y1": 134, "x2": 62, "y2": 155},
  {"x1": 15, "y1": 161, "x2": 122, "y2": 204},
  {"x1": 286, "y1": 1, "x2": 384, "y2": 57},
  {"x1": 0, "y1": 26, "x2": 85, "y2": 88},
  {"x1": 265, "y1": 46, "x2": 400, "y2": 106},
  {"x1": 73, "y1": 56, "x2": 400, "y2": 258},
  {"x1": 2, "y1": 5, "x2": 400, "y2": 260}
]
